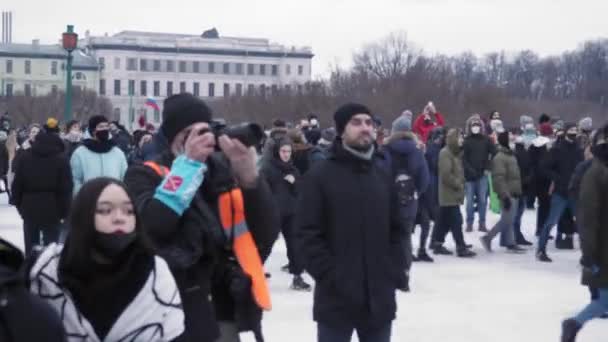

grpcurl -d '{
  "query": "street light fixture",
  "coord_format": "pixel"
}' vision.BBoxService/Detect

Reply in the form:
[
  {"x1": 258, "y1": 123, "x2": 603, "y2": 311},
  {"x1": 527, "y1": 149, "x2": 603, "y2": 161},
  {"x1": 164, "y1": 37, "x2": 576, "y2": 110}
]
[{"x1": 62, "y1": 25, "x2": 78, "y2": 123}]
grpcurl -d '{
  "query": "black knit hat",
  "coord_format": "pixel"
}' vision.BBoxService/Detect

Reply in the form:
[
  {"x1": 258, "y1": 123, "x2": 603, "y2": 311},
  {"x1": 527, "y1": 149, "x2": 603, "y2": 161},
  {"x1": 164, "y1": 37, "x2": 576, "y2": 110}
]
[
  {"x1": 497, "y1": 131, "x2": 510, "y2": 149},
  {"x1": 539, "y1": 113, "x2": 551, "y2": 124},
  {"x1": 334, "y1": 103, "x2": 371, "y2": 135},
  {"x1": 88, "y1": 115, "x2": 109, "y2": 134},
  {"x1": 161, "y1": 93, "x2": 212, "y2": 144}
]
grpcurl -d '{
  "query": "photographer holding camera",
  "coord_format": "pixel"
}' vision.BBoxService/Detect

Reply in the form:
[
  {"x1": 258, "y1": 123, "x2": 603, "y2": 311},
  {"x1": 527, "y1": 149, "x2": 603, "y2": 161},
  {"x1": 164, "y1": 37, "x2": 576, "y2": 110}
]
[{"x1": 125, "y1": 94, "x2": 280, "y2": 342}]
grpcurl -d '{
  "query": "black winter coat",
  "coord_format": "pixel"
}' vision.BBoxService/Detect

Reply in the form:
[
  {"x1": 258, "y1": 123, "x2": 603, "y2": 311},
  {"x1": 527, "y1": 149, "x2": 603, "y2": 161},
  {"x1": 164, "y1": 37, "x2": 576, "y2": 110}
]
[
  {"x1": 514, "y1": 144, "x2": 534, "y2": 196},
  {"x1": 11, "y1": 133, "x2": 72, "y2": 225},
  {"x1": 261, "y1": 158, "x2": 299, "y2": 219},
  {"x1": 0, "y1": 142, "x2": 8, "y2": 177},
  {"x1": 542, "y1": 139, "x2": 584, "y2": 197},
  {"x1": 528, "y1": 139, "x2": 552, "y2": 197},
  {"x1": 296, "y1": 142, "x2": 409, "y2": 329},
  {"x1": 462, "y1": 134, "x2": 496, "y2": 181},
  {"x1": 125, "y1": 152, "x2": 279, "y2": 342}
]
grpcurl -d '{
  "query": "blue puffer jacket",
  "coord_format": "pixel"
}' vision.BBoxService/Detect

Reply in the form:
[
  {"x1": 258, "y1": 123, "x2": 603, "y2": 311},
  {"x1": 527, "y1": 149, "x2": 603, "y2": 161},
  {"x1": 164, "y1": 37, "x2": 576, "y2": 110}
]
[
  {"x1": 380, "y1": 132, "x2": 430, "y2": 220},
  {"x1": 70, "y1": 140, "x2": 128, "y2": 194}
]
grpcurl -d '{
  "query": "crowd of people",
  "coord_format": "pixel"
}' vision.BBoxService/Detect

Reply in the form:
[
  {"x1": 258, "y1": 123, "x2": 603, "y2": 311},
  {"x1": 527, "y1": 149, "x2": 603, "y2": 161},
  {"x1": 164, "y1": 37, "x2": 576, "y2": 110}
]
[{"x1": 0, "y1": 96, "x2": 606, "y2": 342}]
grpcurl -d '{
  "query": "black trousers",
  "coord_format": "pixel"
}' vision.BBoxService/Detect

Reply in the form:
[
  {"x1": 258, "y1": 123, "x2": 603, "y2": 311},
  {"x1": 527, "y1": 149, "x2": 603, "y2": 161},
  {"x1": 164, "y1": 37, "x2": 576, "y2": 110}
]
[
  {"x1": 282, "y1": 216, "x2": 304, "y2": 275},
  {"x1": 558, "y1": 208, "x2": 576, "y2": 236},
  {"x1": 536, "y1": 193, "x2": 551, "y2": 236},
  {"x1": 432, "y1": 206, "x2": 466, "y2": 248},
  {"x1": 23, "y1": 221, "x2": 61, "y2": 256},
  {"x1": 414, "y1": 206, "x2": 432, "y2": 251}
]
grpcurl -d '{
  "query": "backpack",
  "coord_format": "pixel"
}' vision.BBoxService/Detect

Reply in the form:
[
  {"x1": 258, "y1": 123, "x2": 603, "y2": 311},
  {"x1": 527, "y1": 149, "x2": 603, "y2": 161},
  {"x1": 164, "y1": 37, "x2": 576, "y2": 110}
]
[{"x1": 386, "y1": 149, "x2": 418, "y2": 207}]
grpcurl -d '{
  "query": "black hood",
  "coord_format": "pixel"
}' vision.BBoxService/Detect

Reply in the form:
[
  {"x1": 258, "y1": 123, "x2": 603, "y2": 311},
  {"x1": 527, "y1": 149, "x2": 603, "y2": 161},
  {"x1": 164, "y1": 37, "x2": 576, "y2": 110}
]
[{"x1": 31, "y1": 132, "x2": 65, "y2": 157}]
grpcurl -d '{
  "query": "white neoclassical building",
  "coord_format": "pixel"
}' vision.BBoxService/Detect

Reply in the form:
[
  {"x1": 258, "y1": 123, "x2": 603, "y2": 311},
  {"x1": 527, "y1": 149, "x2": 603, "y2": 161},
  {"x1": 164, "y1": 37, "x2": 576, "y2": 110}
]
[{"x1": 82, "y1": 30, "x2": 314, "y2": 128}]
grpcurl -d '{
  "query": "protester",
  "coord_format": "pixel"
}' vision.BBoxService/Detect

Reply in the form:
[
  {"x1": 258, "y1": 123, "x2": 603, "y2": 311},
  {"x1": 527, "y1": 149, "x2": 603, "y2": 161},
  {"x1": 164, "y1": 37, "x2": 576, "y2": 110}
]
[
  {"x1": 561, "y1": 125, "x2": 608, "y2": 341},
  {"x1": 128, "y1": 130, "x2": 153, "y2": 165},
  {"x1": 413, "y1": 102, "x2": 445, "y2": 143},
  {"x1": 512, "y1": 136, "x2": 534, "y2": 245},
  {"x1": 125, "y1": 93, "x2": 279, "y2": 342},
  {"x1": 110, "y1": 121, "x2": 132, "y2": 155},
  {"x1": 62, "y1": 120, "x2": 83, "y2": 158},
  {"x1": 11, "y1": 124, "x2": 41, "y2": 175},
  {"x1": 431, "y1": 128, "x2": 476, "y2": 257},
  {"x1": 287, "y1": 128, "x2": 314, "y2": 175},
  {"x1": 297, "y1": 103, "x2": 409, "y2": 342},
  {"x1": 261, "y1": 138, "x2": 311, "y2": 291},
  {"x1": 0, "y1": 130, "x2": 8, "y2": 197},
  {"x1": 29, "y1": 178, "x2": 185, "y2": 341},
  {"x1": 304, "y1": 114, "x2": 322, "y2": 146},
  {"x1": 529, "y1": 122, "x2": 553, "y2": 236},
  {"x1": 70, "y1": 115, "x2": 128, "y2": 194},
  {"x1": 463, "y1": 114, "x2": 495, "y2": 233},
  {"x1": 10, "y1": 132, "x2": 72, "y2": 256},
  {"x1": 480, "y1": 132, "x2": 526, "y2": 253},
  {"x1": 310, "y1": 127, "x2": 336, "y2": 164}
]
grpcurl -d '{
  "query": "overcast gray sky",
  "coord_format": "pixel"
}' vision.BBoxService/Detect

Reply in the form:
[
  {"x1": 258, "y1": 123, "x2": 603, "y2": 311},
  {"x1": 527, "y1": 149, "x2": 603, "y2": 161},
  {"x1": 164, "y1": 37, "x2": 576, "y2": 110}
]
[{"x1": 5, "y1": 0, "x2": 608, "y2": 77}]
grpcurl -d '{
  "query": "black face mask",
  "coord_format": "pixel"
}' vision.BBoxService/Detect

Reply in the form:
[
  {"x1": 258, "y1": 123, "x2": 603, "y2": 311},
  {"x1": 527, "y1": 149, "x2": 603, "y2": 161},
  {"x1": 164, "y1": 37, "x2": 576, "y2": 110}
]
[
  {"x1": 95, "y1": 130, "x2": 110, "y2": 142},
  {"x1": 566, "y1": 133, "x2": 578, "y2": 142},
  {"x1": 93, "y1": 231, "x2": 136, "y2": 260}
]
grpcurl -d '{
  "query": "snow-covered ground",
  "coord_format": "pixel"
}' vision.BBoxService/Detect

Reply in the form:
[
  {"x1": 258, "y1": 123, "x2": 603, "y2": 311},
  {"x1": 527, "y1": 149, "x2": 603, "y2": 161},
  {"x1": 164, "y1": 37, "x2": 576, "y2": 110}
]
[{"x1": 0, "y1": 193, "x2": 605, "y2": 341}]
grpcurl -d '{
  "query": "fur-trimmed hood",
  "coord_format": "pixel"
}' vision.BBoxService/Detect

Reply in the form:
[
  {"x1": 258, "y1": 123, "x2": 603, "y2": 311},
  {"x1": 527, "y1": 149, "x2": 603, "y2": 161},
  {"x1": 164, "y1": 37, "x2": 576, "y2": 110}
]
[{"x1": 465, "y1": 114, "x2": 486, "y2": 136}]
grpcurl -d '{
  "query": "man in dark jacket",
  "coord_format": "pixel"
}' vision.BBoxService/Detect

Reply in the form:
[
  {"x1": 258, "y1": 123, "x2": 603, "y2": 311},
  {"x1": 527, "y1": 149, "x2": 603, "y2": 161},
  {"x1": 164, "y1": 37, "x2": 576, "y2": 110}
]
[
  {"x1": 529, "y1": 124, "x2": 553, "y2": 236},
  {"x1": 561, "y1": 125, "x2": 608, "y2": 341},
  {"x1": 462, "y1": 114, "x2": 496, "y2": 233},
  {"x1": 381, "y1": 114, "x2": 430, "y2": 262},
  {"x1": 11, "y1": 132, "x2": 72, "y2": 256},
  {"x1": 297, "y1": 103, "x2": 408, "y2": 342},
  {"x1": 537, "y1": 123, "x2": 584, "y2": 262},
  {"x1": 110, "y1": 121, "x2": 132, "y2": 155},
  {"x1": 511, "y1": 137, "x2": 534, "y2": 245},
  {"x1": 125, "y1": 93, "x2": 279, "y2": 342}
]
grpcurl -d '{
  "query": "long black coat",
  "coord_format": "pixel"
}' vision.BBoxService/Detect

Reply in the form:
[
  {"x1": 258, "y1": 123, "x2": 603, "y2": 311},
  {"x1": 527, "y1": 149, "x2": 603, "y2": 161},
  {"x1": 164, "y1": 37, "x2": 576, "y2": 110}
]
[
  {"x1": 528, "y1": 139, "x2": 552, "y2": 197},
  {"x1": 0, "y1": 142, "x2": 8, "y2": 177},
  {"x1": 514, "y1": 144, "x2": 534, "y2": 197},
  {"x1": 125, "y1": 152, "x2": 279, "y2": 342},
  {"x1": 260, "y1": 158, "x2": 299, "y2": 219},
  {"x1": 296, "y1": 142, "x2": 409, "y2": 329},
  {"x1": 11, "y1": 133, "x2": 72, "y2": 225},
  {"x1": 542, "y1": 139, "x2": 584, "y2": 197}
]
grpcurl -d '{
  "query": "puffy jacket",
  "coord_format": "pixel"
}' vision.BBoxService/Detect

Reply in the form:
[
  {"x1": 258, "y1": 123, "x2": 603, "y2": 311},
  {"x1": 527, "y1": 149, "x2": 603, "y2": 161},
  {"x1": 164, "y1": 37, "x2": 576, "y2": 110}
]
[
  {"x1": 491, "y1": 146, "x2": 522, "y2": 199},
  {"x1": 462, "y1": 134, "x2": 496, "y2": 182},
  {"x1": 70, "y1": 141, "x2": 128, "y2": 195},
  {"x1": 413, "y1": 112, "x2": 445, "y2": 143},
  {"x1": 438, "y1": 129, "x2": 465, "y2": 206}
]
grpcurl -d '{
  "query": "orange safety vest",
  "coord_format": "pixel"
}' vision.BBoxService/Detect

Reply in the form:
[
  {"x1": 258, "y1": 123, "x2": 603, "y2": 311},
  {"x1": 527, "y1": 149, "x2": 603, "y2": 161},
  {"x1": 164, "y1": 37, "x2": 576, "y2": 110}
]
[{"x1": 144, "y1": 161, "x2": 272, "y2": 311}]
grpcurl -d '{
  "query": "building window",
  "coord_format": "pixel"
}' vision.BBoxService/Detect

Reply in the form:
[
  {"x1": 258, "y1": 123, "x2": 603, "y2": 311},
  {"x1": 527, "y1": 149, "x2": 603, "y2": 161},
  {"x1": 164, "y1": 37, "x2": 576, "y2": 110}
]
[
  {"x1": 247, "y1": 64, "x2": 255, "y2": 75},
  {"x1": 5, "y1": 84, "x2": 13, "y2": 97},
  {"x1": 127, "y1": 58, "x2": 137, "y2": 71},
  {"x1": 297, "y1": 84, "x2": 303, "y2": 93},
  {"x1": 113, "y1": 108, "x2": 121, "y2": 122},
  {"x1": 24, "y1": 84, "x2": 32, "y2": 97},
  {"x1": 153, "y1": 81, "x2": 160, "y2": 97},
  {"x1": 285, "y1": 84, "x2": 291, "y2": 92},
  {"x1": 271, "y1": 65, "x2": 278, "y2": 76},
  {"x1": 99, "y1": 57, "x2": 105, "y2": 69},
  {"x1": 208, "y1": 83, "x2": 215, "y2": 97},
  {"x1": 74, "y1": 72, "x2": 85, "y2": 80},
  {"x1": 236, "y1": 63, "x2": 243, "y2": 75},
  {"x1": 235, "y1": 83, "x2": 243, "y2": 96},
  {"x1": 140, "y1": 59, "x2": 148, "y2": 71},
  {"x1": 153, "y1": 60, "x2": 161, "y2": 72},
  {"x1": 154, "y1": 109, "x2": 160, "y2": 122},
  {"x1": 223, "y1": 83, "x2": 230, "y2": 97},
  {"x1": 247, "y1": 84, "x2": 254, "y2": 95},
  {"x1": 193, "y1": 82, "x2": 200, "y2": 97},
  {"x1": 6, "y1": 60, "x2": 13, "y2": 74},
  {"x1": 259, "y1": 84, "x2": 266, "y2": 96},
  {"x1": 193, "y1": 61, "x2": 200, "y2": 73},
  {"x1": 25, "y1": 60, "x2": 31, "y2": 74},
  {"x1": 260, "y1": 65, "x2": 266, "y2": 76},
  {"x1": 129, "y1": 107, "x2": 135, "y2": 124},
  {"x1": 298, "y1": 65, "x2": 304, "y2": 75},
  {"x1": 167, "y1": 81, "x2": 173, "y2": 96},
  {"x1": 51, "y1": 85, "x2": 58, "y2": 94},
  {"x1": 271, "y1": 84, "x2": 278, "y2": 95},
  {"x1": 99, "y1": 79, "x2": 106, "y2": 95},
  {"x1": 140, "y1": 80, "x2": 147, "y2": 96},
  {"x1": 114, "y1": 80, "x2": 121, "y2": 95},
  {"x1": 166, "y1": 61, "x2": 175, "y2": 72},
  {"x1": 179, "y1": 61, "x2": 187, "y2": 73},
  {"x1": 223, "y1": 63, "x2": 230, "y2": 75},
  {"x1": 208, "y1": 62, "x2": 215, "y2": 74},
  {"x1": 286, "y1": 64, "x2": 291, "y2": 75},
  {"x1": 180, "y1": 81, "x2": 187, "y2": 93},
  {"x1": 51, "y1": 61, "x2": 58, "y2": 75},
  {"x1": 128, "y1": 80, "x2": 135, "y2": 96},
  {"x1": 114, "y1": 57, "x2": 121, "y2": 70}
]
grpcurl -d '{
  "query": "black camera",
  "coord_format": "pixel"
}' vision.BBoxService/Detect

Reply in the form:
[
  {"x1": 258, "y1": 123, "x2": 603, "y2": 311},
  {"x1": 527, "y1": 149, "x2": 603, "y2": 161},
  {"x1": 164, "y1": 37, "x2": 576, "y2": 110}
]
[{"x1": 199, "y1": 119, "x2": 265, "y2": 149}]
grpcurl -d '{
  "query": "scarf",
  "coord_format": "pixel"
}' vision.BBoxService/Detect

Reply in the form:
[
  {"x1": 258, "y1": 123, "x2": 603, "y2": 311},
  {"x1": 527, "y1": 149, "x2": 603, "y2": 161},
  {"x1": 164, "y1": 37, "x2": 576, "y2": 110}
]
[
  {"x1": 82, "y1": 138, "x2": 116, "y2": 154},
  {"x1": 342, "y1": 141, "x2": 375, "y2": 160}
]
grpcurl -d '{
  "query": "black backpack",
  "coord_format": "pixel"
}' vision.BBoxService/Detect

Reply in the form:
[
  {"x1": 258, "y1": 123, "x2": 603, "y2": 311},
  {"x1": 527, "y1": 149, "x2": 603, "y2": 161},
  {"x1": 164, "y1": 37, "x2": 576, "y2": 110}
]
[{"x1": 387, "y1": 149, "x2": 418, "y2": 207}]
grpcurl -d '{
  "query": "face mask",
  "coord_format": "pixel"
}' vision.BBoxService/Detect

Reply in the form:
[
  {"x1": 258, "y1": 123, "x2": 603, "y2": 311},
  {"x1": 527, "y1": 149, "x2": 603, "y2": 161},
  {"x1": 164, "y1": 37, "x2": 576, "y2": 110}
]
[
  {"x1": 95, "y1": 130, "x2": 110, "y2": 141},
  {"x1": 566, "y1": 133, "x2": 577, "y2": 141},
  {"x1": 93, "y1": 231, "x2": 136, "y2": 260},
  {"x1": 471, "y1": 126, "x2": 481, "y2": 135}
]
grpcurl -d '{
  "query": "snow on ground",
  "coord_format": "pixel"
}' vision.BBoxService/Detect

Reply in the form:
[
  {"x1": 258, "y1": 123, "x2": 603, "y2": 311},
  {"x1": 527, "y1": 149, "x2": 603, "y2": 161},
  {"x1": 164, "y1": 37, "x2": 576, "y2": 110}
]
[{"x1": 0, "y1": 193, "x2": 605, "y2": 341}]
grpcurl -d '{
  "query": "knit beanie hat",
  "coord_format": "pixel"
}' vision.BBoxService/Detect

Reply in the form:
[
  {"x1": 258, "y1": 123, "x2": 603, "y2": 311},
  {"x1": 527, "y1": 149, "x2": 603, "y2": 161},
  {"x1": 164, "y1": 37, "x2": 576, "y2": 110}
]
[
  {"x1": 539, "y1": 123, "x2": 553, "y2": 137},
  {"x1": 579, "y1": 117, "x2": 593, "y2": 132},
  {"x1": 44, "y1": 117, "x2": 60, "y2": 134},
  {"x1": 539, "y1": 113, "x2": 551, "y2": 124},
  {"x1": 88, "y1": 115, "x2": 109, "y2": 134},
  {"x1": 497, "y1": 131, "x2": 510, "y2": 149},
  {"x1": 391, "y1": 114, "x2": 412, "y2": 135},
  {"x1": 334, "y1": 103, "x2": 371, "y2": 135},
  {"x1": 161, "y1": 93, "x2": 212, "y2": 144}
]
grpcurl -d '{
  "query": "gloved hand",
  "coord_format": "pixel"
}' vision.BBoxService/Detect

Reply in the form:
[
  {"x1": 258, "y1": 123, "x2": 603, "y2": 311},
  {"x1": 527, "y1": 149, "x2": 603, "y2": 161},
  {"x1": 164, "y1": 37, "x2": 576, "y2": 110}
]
[{"x1": 502, "y1": 196, "x2": 512, "y2": 211}]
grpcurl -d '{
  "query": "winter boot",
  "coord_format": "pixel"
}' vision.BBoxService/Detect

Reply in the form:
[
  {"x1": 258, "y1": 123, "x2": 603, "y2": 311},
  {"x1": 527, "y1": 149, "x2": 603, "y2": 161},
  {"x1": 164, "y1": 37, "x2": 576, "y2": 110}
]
[
  {"x1": 281, "y1": 264, "x2": 290, "y2": 273},
  {"x1": 536, "y1": 250, "x2": 553, "y2": 262},
  {"x1": 417, "y1": 249, "x2": 434, "y2": 262},
  {"x1": 478, "y1": 223, "x2": 488, "y2": 233},
  {"x1": 291, "y1": 275, "x2": 312, "y2": 292},
  {"x1": 432, "y1": 244, "x2": 453, "y2": 255},
  {"x1": 600, "y1": 312, "x2": 608, "y2": 319},
  {"x1": 516, "y1": 237, "x2": 533, "y2": 246},
  {"x1": 563, "y1": 235, "x2": 574, "y2": 250},
  {"x1": 556, "y1": 234, "x2": 568, "y2": 249},
  {"x1": 457, "y1": 247, "x2": 476, "y2": 258},
  {"x1": 480, "y1": 236, "x2": 492, "y2": 252},
  {"x1": 465, "y1": 223, "x2": 473, "y2": 233},
  {"x1": 505, "y1": 245, "x2": 527, "y2": 253},
  {"x1": 560, "y1": 319, "x2": 581, "y2": 342}
]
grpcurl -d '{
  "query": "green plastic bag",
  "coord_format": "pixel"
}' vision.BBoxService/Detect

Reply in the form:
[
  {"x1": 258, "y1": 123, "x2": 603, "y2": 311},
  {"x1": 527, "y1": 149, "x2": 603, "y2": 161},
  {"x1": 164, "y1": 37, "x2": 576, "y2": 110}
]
[{"x1": 488, "y1": 174, "x2": 501, "y2": 215}]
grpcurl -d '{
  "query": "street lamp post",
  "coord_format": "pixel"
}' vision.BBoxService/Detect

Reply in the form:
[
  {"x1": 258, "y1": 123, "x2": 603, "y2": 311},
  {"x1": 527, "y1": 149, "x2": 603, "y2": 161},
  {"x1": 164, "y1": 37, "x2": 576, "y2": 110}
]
[{"x1": 62, "y1": 25, "x2": 78, "y2": 123}]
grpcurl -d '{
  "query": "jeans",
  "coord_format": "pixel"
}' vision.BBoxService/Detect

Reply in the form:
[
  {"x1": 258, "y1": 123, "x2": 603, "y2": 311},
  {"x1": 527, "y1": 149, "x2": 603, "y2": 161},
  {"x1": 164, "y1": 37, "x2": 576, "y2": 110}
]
[
  {"x1": 414, "y1": 206, "x2": 432, "y2": 251},
  {"x1": 465, "y1": 175, "x2": 489, "y2": 226},
  {"x1": 432, "y1": 206, "x2": 466, "y2": 248},
  {"x1": 574, "y1": 288, "x2": 608, "y2": 325},
  {"x1": 536, "y1": 193, "x2": 551, "y2": 236},
  {"x1": 538, "y1": 194, "x2": 577, "y2": 251},
  {"x1": 282, "y1": 216, "x2": 304, "y2": 275},
  {"x1": 487, "y1": 198, "x2": 517, "y2": 247},
  {"x1": 317, "y1": 322, "x2": 392, "y2": 342},
  {"x1": 511, "y1": 197, "x2": 527, "y2": 243},
  {"x1": 23, "y1": 221, "x2": 61, "y2": 257}
]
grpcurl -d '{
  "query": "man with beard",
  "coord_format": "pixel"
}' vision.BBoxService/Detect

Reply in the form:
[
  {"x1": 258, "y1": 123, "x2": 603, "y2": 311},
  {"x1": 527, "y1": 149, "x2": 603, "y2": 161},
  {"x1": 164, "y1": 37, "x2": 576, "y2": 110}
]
[
  {"x1": 297, "y1": 103, "x2": 409, "y2": 342},
  {"x1": 70, "y1": 116, "x2": 128, "y2": 195}
]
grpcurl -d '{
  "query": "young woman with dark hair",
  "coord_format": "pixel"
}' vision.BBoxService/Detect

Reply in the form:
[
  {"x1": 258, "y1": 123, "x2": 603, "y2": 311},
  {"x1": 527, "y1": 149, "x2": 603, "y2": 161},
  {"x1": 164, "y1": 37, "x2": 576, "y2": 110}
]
[{"x1": 29, "y1": 177, "x2": 185, "y2": 341}]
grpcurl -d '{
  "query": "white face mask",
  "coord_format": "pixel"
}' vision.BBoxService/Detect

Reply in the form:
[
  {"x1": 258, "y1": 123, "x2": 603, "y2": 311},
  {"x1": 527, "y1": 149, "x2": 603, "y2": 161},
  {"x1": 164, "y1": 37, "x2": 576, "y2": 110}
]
[{"x1": 471, "y1": 126, "x2": 481, "y2": 135}]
